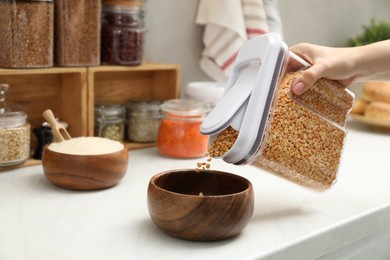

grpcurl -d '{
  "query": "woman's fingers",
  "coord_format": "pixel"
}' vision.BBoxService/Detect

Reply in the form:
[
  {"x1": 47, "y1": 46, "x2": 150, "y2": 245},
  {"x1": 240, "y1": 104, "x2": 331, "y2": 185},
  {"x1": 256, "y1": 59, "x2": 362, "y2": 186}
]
[{"x1": 292, "y1": 63, "x2": 326, "y2": 95}]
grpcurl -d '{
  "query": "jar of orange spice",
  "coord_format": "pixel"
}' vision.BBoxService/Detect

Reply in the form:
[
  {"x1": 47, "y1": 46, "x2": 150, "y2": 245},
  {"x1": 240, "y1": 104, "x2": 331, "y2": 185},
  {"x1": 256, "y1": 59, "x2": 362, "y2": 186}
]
[{"x1": 157, "y1": 99, "x2": 211, "y2": 158}]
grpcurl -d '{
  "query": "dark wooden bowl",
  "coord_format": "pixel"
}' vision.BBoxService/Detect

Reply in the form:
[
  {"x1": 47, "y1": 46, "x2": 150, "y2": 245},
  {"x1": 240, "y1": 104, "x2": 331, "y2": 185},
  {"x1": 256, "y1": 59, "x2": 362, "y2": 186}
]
[
  {"x1": 42, "y1": 145, "x2": 128, "y2": 190},
  {"x1": 147, "y1": 169, "x2": 254, "y2": 241}
]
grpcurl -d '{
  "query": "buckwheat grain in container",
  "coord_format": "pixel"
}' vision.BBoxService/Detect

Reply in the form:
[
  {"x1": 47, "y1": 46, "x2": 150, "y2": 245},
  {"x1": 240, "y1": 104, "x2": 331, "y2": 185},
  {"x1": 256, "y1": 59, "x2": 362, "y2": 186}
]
[
  {"x1": 201, "y1": 33, "x2": 354, "y2": 191},
  {"x1": 0, "y1": 0, "x2": 54, "y2": 68},
  {"x1": 55, "y1": 0, "x2": 101, "y2": 66}
]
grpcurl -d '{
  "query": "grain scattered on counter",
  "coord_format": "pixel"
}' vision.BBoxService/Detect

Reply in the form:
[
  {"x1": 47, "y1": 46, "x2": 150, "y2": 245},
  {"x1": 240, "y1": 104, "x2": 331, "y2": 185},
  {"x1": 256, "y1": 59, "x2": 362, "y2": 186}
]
[{"x1": 207, "y1": 126, "x2": 238, "y2": 157}]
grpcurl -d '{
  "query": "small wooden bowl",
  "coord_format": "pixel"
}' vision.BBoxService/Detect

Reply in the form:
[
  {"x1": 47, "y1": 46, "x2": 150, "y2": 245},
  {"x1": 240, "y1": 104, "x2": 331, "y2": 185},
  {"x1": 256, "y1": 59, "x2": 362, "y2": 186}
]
[
  {"x1": 147, "y1": 169, "x2": 254, "y2": 241},
  {"x1": 42, "y1": 145, "x2": 128, "y2": 190}
]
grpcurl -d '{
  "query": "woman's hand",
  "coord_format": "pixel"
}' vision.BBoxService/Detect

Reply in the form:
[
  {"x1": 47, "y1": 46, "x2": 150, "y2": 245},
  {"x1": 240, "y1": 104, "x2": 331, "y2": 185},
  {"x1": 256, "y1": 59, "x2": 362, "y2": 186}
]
[{"x1": 290, "y1": 43, "x2": 358, "y2": 95}]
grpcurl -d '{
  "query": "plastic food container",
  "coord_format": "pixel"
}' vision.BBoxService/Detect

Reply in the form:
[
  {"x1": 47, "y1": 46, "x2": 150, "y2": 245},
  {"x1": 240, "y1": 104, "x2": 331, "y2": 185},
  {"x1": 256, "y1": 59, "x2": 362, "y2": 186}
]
[
  {"x1": 201, "y1": 33, "x2": 355, "y2": 191},
  {"x1": 0, "y1": 84, "x2": 31, "y2": 167},
  {"x1": 55, "y1": 0, "x2": 101, "y2": 66},
  {"x1": 0, "y1": 0, "x2": 54, "y2": 68},
  {"x1": 185, "y1": 81, "x2": 226, "y2": 107},
  {"x1": 127, "y1": 101, "x2": 162, "y2": 143},
  {"x1": 94, "y1": 104, "x2": 126, "y2": 141},
  {"x1": 157, "y1": 99, "x2": 211, "y2": 158},
  {"x1": 101, "y1": 1, "x2": 146, "y2": 65}
]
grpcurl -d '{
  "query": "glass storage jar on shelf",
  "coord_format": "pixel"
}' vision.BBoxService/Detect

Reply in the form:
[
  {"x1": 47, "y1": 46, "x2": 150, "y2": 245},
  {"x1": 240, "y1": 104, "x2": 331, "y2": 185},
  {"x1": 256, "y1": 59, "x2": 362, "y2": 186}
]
[
  {"x1": 127, "y1": 101, "x2": 162, "y2": 143},
  {"x1": 94, "y1": 104, "x2": 126, "y2": 142},
  {"x1": 55, "y1": 0, "x2": 101, "y2": 66},
  {"x1": 0, "y1": 0, "x2": 54, "y2": 68},
  {"x1": 157, "y1": 99, "x2": 211, "y2": 159},
  {"x1": 0, "y1": 84, "x2": 31, "y2": 167},
  {"x1": 101, "y1": 0, "x2": 146, "y2": 65}
]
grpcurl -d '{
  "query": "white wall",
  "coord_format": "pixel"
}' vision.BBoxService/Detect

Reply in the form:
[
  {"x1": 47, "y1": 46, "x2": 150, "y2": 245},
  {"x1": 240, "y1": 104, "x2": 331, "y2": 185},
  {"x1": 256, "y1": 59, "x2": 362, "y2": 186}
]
[
  {"x1": 144, "y1": 0, "x2": 206, "y2": 95},
  {"x1": 144, "y1": 0, "x2": 390, "y2": 95},
  {"x1": 278, "y1": 0, "x2": 390, "y2": 46}
]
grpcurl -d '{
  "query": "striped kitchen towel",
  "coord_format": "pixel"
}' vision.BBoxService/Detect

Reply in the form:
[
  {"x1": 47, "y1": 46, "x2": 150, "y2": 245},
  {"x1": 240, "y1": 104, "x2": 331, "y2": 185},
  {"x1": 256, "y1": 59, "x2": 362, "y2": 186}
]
[{"x1": 196, "y1": 0, "x2": 283, "y2": 82}]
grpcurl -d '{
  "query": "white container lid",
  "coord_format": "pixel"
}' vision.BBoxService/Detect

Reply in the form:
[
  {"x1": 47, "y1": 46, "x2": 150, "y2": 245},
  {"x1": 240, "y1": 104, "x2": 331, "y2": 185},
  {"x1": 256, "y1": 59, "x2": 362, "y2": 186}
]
[
  {"x1": 185, "y1": 81, "x2": 226, "y2": 106},
  {"x1": 201, "y1": 33, "x2": 288, "y2": 165}
]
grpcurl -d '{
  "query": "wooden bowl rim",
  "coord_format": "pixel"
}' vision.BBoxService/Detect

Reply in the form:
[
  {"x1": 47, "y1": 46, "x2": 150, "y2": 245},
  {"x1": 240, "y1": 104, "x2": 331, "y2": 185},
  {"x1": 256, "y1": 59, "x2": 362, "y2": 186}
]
[
  {"x1": 43, "y1": 144, "x2": 128, "y2": 158},
  {"x1": 149, "y1": 169, "x2": 253, "y2": 198}
]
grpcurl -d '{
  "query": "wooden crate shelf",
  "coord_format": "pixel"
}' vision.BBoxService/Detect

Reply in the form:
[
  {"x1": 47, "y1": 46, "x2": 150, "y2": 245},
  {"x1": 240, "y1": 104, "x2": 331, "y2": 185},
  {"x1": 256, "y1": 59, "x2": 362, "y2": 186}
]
[
  {"x1": 0, "y1": 64, "x2": 180, "y2": 160},
  {"x1": 87, "y1": 64, "x2": 180, "y2": 149},
  {"x1": 0, "y1": 67, "x2": 88, "y2": 152}
]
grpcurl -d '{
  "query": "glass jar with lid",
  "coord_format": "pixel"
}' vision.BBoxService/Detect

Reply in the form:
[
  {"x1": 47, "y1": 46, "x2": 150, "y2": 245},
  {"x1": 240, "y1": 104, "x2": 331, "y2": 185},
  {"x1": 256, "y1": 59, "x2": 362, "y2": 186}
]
[
  {"x1": 0, "y1": 0, "x2": 54, "y2": 68},
  {"x1": 127, "y1": 101, "x2": 162, "y2": 143},
  {"x1": 94, "y1": 104, "x2": 126, "y2": 141},
  {"x1": 0, "y1": 84, "x2": 31, "y2": 167},
  {"x1": 157, "y1": 99, "x2": 211, "y2": 158},
  {"x1": 101, "y1": 0, "x2": 146, "y2": 65}
]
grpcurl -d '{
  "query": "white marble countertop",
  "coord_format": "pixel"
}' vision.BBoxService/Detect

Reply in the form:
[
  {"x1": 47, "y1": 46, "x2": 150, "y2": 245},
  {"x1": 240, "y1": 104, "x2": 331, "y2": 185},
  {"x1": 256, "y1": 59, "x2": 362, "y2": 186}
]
[{"x1": 1, "y1": 121, "x2": 390, "y2": 260}]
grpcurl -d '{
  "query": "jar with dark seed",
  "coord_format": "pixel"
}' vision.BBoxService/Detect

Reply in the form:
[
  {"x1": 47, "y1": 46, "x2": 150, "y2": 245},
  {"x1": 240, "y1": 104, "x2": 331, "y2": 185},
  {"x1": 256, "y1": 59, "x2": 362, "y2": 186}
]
[{"x1": 101, "y1": 1, "x2": 146, "y2": 66}]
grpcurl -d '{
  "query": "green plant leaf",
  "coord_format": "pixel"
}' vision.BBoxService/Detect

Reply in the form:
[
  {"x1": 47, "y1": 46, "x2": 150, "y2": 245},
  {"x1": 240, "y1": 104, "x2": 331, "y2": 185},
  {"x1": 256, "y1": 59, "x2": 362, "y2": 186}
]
[{"x1": 348, "y1": 19, "x2": 390, "y2": 46}]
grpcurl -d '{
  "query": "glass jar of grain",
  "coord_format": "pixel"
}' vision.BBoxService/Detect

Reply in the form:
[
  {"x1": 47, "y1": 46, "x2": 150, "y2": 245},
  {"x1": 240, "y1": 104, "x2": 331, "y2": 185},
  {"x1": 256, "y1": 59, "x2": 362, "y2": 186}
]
[
  {"x1": 94, "y1": 104, "x2": 126, "y2": 142},
  {"x1": 127, "y1": 101, "x2": 162, "y2": 143},
  {"x1": 157, "y1": 99, "x2": 211, "y2": 159},
  {"x1": 0, "y1": 84, "x2": 31, "y2": 167},
  {"x1": 0, "y1": 112, "x2": 31, "y2": 167},
  {"x1": 55, "y1": 0, "x2": 101, "y2": 66},
  {"x1": 0, "y1": 0, "x2": 54, "y2": 68},
  {"x1": 101, "y1": 0, "x2": 146, "y2": 65}
]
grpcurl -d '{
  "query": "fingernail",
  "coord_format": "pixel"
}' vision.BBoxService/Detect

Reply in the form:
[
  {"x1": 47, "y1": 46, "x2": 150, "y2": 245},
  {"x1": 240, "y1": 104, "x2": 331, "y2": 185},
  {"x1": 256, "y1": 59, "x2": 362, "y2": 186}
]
[{"x1": 292, "y1": 82, "x2": 305, "y2": 95}]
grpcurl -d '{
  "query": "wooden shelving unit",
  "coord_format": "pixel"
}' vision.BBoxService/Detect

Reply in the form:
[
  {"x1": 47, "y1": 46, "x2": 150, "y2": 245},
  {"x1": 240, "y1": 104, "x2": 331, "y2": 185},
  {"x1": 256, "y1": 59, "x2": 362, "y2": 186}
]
[
  {"x1": 0, "y1": 63, "x2": 180, "y2": 157},
  {"x1": 87, "y1": 64, "x2": 180, "y2": 149},
  {"x1": 0, "y1": 67, "x2": 88, "y2": 151}
]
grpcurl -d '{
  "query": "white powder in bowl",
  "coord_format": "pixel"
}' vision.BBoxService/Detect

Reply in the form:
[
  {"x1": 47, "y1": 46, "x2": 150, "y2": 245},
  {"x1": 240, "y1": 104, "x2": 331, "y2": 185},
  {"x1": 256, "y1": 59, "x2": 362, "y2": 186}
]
[{"x1": 48, "y1": 137, "x2": 125, "y2": 155}]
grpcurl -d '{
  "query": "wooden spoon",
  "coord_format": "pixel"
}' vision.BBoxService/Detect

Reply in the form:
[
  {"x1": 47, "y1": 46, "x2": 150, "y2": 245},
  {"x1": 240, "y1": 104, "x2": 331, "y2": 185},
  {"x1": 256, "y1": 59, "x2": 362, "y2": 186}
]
[{"x1": 42, "y1": 109, "x2": 71, "y2": 142}]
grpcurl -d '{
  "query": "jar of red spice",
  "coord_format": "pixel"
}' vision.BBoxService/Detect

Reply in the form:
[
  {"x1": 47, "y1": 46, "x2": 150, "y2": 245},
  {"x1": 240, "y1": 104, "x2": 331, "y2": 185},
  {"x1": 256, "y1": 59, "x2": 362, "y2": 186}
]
[
  {"x1": 157, "y1": 99, "x2": 211, "y2": 158},
  {"x1": 101, "y1": 0, "x2": 146, "y2": 65}
]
